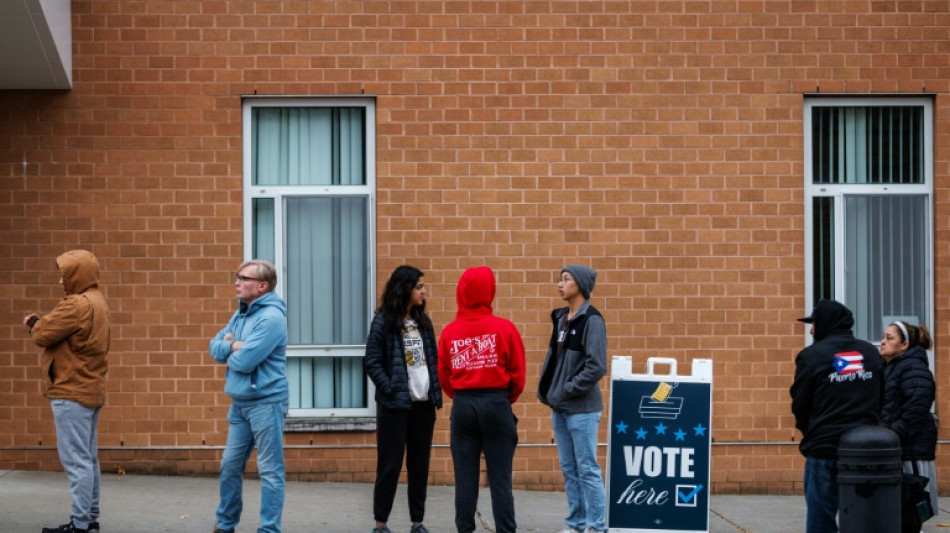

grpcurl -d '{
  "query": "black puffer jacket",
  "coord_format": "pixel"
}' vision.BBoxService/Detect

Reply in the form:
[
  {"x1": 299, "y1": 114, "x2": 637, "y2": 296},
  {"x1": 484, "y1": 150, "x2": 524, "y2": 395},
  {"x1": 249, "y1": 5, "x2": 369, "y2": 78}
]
[
  {"x1": 881, "y1": 345, "x2": 937, "y2": 461},
  {"x1": 363, "y1": 313, "x2": 443, "y2": 410}
]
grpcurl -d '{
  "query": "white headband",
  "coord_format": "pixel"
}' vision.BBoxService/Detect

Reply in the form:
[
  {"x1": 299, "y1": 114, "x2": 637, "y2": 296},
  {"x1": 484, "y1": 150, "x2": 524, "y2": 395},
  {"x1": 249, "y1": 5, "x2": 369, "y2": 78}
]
[{"x1": 891, "y1": 321, "x2": 910, "y2": 342}]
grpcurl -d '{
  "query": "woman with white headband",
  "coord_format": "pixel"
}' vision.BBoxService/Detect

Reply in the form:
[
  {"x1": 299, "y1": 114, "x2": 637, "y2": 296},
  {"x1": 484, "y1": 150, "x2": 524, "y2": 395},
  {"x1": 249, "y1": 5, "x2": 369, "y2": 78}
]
[{"x1": 879, "y1": 320, "x2": 938, "y2": 532}]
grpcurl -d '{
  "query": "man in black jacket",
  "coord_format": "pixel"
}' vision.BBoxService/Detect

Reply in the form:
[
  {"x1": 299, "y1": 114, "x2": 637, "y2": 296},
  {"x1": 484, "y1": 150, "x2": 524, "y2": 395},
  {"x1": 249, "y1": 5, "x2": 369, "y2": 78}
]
[{"x1": 790, "y1": 299, "x2": 882, "y2": 533}]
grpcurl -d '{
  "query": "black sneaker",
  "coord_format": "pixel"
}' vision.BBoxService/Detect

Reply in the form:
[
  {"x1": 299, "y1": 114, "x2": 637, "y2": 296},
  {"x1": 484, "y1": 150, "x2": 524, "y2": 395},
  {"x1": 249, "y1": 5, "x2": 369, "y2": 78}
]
[
  {"x1": 41, "y1": 523, "x2": 88, "y2": 533},
  {"x1": 87, "y1": 522, "x2": 99, "y2": 533},
  {"x1": 410, "y1": 524, "x2": 430, "y2": 533},
  {"x1": 212, "y1": 527, "x2": 234, "y2": 533}
]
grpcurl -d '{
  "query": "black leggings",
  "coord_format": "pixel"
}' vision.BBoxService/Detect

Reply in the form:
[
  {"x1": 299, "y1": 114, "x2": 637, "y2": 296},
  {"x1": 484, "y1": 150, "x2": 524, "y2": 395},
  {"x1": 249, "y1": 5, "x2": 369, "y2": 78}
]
[{"x1": 373, "y1": 401, "x2": 437, "y2": 523}]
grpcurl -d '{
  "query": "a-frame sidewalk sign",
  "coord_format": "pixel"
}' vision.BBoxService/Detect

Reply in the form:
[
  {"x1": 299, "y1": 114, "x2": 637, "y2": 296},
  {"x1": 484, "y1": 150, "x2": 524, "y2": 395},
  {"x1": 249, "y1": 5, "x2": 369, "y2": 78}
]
[{"x1": 606, "y1": 356, "x2": 713, "y2": 533}]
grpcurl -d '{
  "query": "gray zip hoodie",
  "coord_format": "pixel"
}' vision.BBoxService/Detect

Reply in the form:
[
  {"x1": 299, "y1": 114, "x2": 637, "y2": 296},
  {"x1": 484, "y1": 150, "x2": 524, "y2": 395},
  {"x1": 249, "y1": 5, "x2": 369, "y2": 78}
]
[{"x1": 537, "y1": 300, "x2": 607, "y2": 414}]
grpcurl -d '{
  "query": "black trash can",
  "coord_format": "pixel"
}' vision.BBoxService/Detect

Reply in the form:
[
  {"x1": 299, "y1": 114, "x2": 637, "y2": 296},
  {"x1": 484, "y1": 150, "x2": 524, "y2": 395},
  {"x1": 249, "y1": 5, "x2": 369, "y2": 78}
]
[{"x1": 836, "y1": 425, "x2": 902, "y2": 533}]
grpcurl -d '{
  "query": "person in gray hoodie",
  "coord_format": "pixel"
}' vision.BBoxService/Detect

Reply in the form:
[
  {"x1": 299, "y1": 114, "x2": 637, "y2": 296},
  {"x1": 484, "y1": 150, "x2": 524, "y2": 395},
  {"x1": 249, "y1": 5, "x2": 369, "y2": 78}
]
[{"x1": 538, "y1": 265, "x2": 608, "y2": 533}]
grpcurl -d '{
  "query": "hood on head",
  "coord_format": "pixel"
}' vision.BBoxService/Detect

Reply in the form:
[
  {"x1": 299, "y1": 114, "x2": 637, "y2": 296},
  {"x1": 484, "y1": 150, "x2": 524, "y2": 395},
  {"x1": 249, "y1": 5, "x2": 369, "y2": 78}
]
[
  {"x1": 799, "y1": 299, "x2": 854, "y2": 342},
  {"x1": 455, "y1": 266, "x2": 495, "y2": 316},
  {"x1": 57, "y1": 250, "x2": 100, "y2": 295}
]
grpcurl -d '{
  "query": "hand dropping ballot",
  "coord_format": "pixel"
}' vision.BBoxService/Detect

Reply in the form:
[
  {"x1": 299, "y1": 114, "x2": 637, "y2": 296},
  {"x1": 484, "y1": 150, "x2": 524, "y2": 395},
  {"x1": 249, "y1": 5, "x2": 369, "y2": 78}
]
[{"x1": 606, "y1": 357, "x2": 712, "y2": 533}]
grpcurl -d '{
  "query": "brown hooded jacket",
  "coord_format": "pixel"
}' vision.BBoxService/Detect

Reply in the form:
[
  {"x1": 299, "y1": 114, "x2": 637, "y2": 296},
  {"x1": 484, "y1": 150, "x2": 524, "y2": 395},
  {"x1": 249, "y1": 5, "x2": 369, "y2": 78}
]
[{"x1": 29, "y1": 250, "x2": 110, "y2": 407}]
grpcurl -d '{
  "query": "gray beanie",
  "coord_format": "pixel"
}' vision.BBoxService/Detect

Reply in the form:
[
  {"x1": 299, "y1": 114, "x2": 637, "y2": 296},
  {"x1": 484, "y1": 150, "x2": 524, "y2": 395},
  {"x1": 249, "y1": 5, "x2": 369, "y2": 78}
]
[{"x1": 561, "y1": 264, "x2": 597, "y2": 299}]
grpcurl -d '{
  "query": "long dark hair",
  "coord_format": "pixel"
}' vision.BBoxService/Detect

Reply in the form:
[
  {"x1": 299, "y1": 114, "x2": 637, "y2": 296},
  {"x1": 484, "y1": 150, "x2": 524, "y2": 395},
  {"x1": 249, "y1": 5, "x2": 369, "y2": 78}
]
[{"x1": 376, "y1": 265, "x2": 430, "y2": 334}]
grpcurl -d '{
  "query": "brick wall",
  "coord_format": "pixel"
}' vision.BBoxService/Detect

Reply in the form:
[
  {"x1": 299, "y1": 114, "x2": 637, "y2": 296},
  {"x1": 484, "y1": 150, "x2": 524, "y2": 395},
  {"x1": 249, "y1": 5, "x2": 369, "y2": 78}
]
[{"x1": 1, "y1": 0, "x2": 948, "y2": 494}]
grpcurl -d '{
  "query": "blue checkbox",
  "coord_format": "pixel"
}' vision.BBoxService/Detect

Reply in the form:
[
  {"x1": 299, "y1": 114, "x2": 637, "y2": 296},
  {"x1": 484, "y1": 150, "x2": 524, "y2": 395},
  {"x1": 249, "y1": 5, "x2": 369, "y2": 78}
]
[{"x1": 676, "y1": 484, "x2": 703, "y2": 507}]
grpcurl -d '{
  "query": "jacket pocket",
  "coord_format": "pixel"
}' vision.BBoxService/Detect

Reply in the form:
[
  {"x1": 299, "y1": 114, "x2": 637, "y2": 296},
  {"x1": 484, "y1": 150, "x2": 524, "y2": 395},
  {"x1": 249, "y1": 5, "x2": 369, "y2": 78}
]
[{"x1": 224, "y1": 369, "x2": 258, "y2": 401}]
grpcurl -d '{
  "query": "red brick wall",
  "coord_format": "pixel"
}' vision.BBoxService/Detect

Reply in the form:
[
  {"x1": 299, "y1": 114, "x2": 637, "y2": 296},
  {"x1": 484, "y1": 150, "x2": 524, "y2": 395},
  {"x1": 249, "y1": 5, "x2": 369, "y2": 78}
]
[{"x1": 2, "y1": 0, "x2": 949, "y2": 494}]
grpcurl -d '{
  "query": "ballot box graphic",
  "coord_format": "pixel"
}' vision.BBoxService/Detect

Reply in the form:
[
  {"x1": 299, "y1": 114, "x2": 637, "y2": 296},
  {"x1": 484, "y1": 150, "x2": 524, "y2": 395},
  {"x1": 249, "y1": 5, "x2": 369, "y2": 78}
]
[
  {"x1": 606, "y1": 357, "x2": 713, "y2": 533},
  {"x1": 638, "y1": 395, "x2": 683, "y2": 419}
]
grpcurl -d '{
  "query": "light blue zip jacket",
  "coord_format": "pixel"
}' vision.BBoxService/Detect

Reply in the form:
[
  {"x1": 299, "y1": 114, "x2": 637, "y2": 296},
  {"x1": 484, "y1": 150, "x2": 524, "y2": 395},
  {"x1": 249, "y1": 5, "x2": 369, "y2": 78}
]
[{"x1": 209, "y1": 291, "x2": 289, "y2": 406}]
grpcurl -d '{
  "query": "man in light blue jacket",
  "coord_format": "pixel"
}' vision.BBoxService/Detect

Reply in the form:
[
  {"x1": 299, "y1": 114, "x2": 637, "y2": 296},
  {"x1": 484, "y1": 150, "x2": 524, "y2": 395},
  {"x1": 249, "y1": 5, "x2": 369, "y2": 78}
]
[{"x1": 209, "y1": 259, "x2": 289, "y2": 533}]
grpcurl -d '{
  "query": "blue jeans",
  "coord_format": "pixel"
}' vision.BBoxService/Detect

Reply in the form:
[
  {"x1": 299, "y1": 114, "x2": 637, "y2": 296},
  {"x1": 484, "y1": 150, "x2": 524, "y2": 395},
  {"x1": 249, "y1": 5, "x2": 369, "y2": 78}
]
[
  {"x1": 50, "y1": 399, "x2": 101, "y2": 531},
  {"x1": 552, "y1": 410, "x2": 606, "y2": 533},
  {"x1": 216, "y1": 401, "x2": 287, "y2": 533},
  {"x1": 803, "y1": 457, "x2": 838, "y2": 533}
]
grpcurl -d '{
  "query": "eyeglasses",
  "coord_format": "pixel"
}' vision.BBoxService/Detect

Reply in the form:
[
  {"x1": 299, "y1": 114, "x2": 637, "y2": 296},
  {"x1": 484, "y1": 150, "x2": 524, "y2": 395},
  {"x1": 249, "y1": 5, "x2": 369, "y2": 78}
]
[{"x1": 234, "y1": 275, "x2": 263, "y2": 283}]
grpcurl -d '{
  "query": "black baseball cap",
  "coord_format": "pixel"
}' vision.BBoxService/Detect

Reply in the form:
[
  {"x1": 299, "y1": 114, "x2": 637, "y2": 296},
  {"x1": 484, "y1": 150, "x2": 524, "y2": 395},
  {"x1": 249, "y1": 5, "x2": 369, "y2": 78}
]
[{"x1": 797, "y1": 311, "x2": 816, "y2": 324}]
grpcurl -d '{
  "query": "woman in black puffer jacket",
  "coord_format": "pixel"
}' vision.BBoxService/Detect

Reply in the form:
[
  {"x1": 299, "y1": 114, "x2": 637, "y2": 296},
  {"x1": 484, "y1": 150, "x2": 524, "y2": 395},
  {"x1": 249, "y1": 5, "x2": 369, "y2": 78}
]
[
  {"x1": 879, "y1": 320, "x2": 938, "y2": 524},
  {"x1": 363, "y1": 265, "x2": 442, "y2": 533}
]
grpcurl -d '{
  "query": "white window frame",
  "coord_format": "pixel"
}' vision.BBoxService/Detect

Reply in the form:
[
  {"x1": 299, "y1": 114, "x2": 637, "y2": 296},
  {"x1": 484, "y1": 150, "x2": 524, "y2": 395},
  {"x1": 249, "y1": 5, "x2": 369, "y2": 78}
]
[
  {"x1": 803, "y1": 96, "x2": 934, "y2": 350},
  {"x1": 242, "y1": 96, "x2": 377, "y2": 418}
]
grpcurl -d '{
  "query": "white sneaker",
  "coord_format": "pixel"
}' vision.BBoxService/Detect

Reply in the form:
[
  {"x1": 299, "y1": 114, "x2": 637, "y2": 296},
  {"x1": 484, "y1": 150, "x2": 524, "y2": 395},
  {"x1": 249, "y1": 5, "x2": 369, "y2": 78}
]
[
  {"x1": 583, "y1": 528, "x2": 607, "y2": 533},
  {"x1": 556, "y1": 528, "x2": 583, "y2": 533}
]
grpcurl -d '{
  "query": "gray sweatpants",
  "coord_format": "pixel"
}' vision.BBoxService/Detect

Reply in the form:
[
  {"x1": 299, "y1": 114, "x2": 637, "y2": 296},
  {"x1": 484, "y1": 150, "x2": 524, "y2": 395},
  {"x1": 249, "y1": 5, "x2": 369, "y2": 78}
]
[{"x1": 50, "y1": 399, "x2": 101, "y2": 530}]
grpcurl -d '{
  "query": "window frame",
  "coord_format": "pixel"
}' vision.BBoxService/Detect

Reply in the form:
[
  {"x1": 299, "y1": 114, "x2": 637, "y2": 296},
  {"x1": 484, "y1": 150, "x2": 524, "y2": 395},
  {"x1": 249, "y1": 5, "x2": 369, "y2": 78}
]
[
  {"x1": 803, "y1": 96, "x2": 934, "y2": 347},
  {"x1": 242, "y1": 96, "x2": 377, "y2": 419}
]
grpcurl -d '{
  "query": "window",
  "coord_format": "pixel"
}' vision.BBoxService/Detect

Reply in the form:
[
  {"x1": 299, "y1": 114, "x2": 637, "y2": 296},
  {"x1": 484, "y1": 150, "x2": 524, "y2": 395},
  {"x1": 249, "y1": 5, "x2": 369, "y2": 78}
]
[
  {"x1": 243, "y1": 98, "x2": 376, "y2": 417},
  {"x1": 804, "y1": 97, "x2": 933, "y2": 344}
]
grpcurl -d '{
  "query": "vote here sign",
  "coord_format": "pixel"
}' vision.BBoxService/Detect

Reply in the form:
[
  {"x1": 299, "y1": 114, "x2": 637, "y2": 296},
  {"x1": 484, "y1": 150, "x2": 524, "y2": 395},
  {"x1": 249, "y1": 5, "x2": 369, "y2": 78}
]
[{"x1": 606, "y1": 357, "x2": 713, "y2": 533}]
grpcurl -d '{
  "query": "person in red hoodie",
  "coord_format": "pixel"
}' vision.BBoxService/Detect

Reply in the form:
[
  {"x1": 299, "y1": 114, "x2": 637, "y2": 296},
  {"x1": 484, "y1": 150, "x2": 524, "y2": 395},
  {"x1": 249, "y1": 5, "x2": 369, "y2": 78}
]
[{"x1": 438, "y1": 266, "x2": 526, "y2": 533}]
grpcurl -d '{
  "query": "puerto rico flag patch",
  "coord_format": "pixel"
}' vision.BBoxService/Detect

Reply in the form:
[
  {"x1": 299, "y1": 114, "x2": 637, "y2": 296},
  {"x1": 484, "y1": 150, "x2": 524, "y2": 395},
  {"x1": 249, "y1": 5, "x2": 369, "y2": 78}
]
[{"x1": 833, "y1": 351, "x2": 864, "y2": 375}]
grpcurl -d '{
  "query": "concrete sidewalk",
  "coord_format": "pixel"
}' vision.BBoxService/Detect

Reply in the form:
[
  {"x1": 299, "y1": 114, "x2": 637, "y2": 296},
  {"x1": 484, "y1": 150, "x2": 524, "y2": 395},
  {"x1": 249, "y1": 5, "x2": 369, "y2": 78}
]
[{"x1": 1, "y1": 469, "x2": 948, "y2": 532}]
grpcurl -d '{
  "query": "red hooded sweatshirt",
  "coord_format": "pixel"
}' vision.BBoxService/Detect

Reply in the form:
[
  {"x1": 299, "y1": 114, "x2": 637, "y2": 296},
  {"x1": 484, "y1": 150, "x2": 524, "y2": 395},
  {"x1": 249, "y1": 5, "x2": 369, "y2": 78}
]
[{"x1": 438, "y1": 266, "x2": 526, "y2": 403}]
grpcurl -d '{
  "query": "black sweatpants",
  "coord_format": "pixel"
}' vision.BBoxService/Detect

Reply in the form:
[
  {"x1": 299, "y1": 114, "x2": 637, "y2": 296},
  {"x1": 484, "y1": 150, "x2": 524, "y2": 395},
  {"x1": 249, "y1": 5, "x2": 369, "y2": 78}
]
[
  {"x1": 373, "y1": 401, "x2": 437, "y2": 524},
  {"x1": 450, "y1": 389, "x2": 519, "y2": 533}
]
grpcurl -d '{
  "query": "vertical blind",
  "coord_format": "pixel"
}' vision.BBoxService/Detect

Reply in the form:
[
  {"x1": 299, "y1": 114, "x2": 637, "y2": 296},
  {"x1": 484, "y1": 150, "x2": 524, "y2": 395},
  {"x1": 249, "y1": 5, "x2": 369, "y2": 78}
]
[
  {"x1": 845, "y1": 195, "x2": 928, "y2": 342},
  {"x1": 251, "y1": 106, "x2": 370, "y2": 409},
  {"x1": 810, "y1": 104, "x2": 929, "y2": 343},
  {"x1": 811, "y1": 106, "x2": 924, "y2": 185},
  {"x1": 252, "y1": 198, "x2": 275, "y2": 262},
  {"x1": 811, "y1": 197, "x2": 834, "y2": 305},
  {"x1": 253, "y1": 107, "x2": 365, "y2": 186},
  {"x1": 285, "y1": 197, "x2": 368, "y2": 347}
]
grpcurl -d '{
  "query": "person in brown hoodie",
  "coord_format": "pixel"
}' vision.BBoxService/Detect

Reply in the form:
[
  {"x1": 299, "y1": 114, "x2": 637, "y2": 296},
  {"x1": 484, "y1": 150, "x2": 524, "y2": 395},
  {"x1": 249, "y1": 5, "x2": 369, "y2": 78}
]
[{"x1": 23, "y1": 250, "x2": 110, "y2": 533}]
